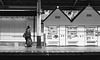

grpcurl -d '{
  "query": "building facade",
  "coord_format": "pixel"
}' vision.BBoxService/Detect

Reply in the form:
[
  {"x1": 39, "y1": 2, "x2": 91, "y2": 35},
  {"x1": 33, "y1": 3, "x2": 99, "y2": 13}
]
[{"x1": 43, "y1": 6, "x2": 100, "y2": 46}]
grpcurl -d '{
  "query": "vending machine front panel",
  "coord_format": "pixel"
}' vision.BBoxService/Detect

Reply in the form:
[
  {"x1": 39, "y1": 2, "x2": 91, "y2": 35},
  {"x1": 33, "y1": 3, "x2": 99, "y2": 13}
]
[
  {"x1": 45, "y1": 26, "x2": 60, "y2": 46},
  {"x1": 66, "y1": 25, "x2": 79, "y2": 46}
]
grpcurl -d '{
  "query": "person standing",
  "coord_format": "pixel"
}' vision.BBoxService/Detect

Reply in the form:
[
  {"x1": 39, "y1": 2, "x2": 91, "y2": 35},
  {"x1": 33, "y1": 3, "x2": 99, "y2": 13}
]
[{"x1": 23, "y1": 26, "x2": 32, "y2": 47}]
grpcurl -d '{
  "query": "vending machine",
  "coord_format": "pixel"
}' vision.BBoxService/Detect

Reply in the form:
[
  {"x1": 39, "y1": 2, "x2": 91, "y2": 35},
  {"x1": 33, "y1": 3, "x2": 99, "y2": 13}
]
[
  {"x1": 84, "y1": 26, "x2": 98, "y2": 46},
  {"x1": 59, "y1": 26, "x2": 66, "y2": 46},
  {"x1": 45, "y1": 26, "x2": 59, "y2": 46},
  {"x1": 66, "y1": 25, "x2": 79, "y2": 46}
]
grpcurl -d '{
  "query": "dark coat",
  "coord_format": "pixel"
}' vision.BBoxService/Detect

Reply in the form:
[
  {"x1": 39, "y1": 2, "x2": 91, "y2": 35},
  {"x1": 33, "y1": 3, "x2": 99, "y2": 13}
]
[{"x1": 23, "y1": 29, "x2": 31, "y2": 38}]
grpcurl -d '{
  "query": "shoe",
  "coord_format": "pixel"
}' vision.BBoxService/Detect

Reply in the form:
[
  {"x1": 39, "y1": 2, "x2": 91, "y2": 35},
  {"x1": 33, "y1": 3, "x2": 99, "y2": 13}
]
[
  {"x1": 27, "y1": 45, "x2": 32, "y2": 47},
  {"x1": 25, "y1": 44, "x2": 27, "y2": 47}
]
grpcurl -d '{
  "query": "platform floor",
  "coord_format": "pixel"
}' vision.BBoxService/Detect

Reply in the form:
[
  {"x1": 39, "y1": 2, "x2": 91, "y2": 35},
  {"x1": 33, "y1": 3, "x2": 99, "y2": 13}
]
[
  {"x1": 0, "y1": 46, "x2": 100, "y2": 52},
  {"x1": 0, "y1": 46, "x2": 100, "y2": 56}
]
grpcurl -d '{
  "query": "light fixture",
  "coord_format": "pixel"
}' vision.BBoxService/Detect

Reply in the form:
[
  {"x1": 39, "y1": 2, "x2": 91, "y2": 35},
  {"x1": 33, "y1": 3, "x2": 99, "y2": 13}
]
[{"x1": 0, "y1": 10, "x2": 30, "y2": 11}]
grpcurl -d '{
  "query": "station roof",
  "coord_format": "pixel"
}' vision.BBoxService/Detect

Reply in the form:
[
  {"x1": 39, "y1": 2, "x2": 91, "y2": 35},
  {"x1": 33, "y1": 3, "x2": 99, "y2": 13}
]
[
  {"x1": 0, "y1": 0, "x2": 100, "y2": 10},
  {"x1": 0, "y1": 0, "x2": 100, "y2": 16}
]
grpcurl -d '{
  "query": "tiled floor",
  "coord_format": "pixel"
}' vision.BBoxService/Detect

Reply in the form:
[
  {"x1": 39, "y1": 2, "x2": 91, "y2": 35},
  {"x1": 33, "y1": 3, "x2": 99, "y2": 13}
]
[
  {"x1": 0, "y1": 46, "x2": 100, "y2": 52},
  {"x1": 0, "y1": 46, "x2": 100, "y2": 56}
]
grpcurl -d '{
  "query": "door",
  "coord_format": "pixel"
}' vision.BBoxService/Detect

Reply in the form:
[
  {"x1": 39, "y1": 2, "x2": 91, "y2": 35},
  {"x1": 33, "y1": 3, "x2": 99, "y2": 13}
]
[
  {"x1": 59, "y1": 26, "x2": 66, "y2": 46},
  {"x1": 98, "y1": 26, "x2": 100, "y2": 46},
  {"x1": 77, "y1": 25, "x2": 85, "y2": 46}
]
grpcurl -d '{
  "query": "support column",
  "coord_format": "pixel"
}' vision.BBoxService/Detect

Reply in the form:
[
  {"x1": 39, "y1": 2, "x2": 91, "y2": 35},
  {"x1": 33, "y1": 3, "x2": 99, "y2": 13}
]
[
  {"x1": 33, "y1": 16, "x2": 35, "y2": 43},
  {"x1": 36, "y1": 0, "x2": 42, "y2": 48}
]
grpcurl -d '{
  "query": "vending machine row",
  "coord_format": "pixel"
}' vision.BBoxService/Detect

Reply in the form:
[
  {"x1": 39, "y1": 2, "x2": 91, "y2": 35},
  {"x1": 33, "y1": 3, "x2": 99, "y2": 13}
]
[{"x1": 44, "y1": 25, "x2": 100, "y2": 46}]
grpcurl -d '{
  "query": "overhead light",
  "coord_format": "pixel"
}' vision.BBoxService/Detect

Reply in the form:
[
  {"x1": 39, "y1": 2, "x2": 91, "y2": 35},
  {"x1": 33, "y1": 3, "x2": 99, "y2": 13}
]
[
  {"x1": 9, "y1": 6, "x2": 36, "y2": 8},
  {"x1": 0, "y1": 9, "x2": 31, "y2": 11}
]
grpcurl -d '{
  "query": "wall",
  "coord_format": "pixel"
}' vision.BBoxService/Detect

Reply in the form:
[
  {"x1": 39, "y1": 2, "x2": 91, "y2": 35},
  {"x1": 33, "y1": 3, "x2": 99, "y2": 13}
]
[{"x1": 0, "y1": 16, "x2": 37, "y2": 46}]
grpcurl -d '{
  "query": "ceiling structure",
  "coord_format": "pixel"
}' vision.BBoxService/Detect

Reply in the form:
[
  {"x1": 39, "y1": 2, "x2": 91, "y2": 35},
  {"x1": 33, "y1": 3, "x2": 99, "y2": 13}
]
[
  {"x1": 0, "y1": 0, "x2": 100, "y2": 10},
  {"x1": 0, "y1": 0, "x2": 97, "y2": 10},
  {"x1": 0, "y1": 0, "x2": 100, "y2": 16}
]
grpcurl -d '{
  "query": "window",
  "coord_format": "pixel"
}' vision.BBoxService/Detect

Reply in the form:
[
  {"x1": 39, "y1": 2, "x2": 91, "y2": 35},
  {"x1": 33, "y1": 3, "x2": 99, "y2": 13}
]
[
  {"x1": 55, "y1": 16, "x2": 60, "y2": 19},
  {"x1": 86, "y1": 14, "x2": 92, "y2": 17}
]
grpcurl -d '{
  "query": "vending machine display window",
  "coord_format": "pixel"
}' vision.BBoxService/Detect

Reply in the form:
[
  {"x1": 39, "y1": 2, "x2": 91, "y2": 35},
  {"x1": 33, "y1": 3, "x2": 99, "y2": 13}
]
[
  {"x1": 86, "y1": 29, "x2": 94, "y2": 36},
  {"x1": 67, "y1": 26, "x2": 78, "y2": 39}
]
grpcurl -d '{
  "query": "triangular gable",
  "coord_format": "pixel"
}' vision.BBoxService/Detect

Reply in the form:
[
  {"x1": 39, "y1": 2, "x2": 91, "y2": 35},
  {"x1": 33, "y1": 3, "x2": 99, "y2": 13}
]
[
  {"x1": 92, "y1": 5, "x2": 100, "y2": 15},
  {"x1": 41, "y1": 10, "x2": 53, "y2": 20},
  {"x1": 72, "y1": 6, "x2": 100, "y2": 25},
  {"x1": 63, "y1": 10, "x2": 80, "y2": 21},
  {"x1": 43, "y1": 8, "x2": 71, "y2": 25}
]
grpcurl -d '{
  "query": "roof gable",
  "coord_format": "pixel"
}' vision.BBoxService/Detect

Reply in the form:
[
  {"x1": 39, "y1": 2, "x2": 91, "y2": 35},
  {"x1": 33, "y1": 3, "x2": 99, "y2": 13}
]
[
  {"x1": 73, "y1": 6, "x2": 100, "y2": 25},
  {"x1": 63, "y1": 10, "x2": 80, "y2": 22},
  {"x1": 43, "y1": 8, "x2": 71, "y2": 25}
]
